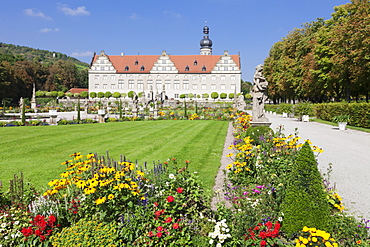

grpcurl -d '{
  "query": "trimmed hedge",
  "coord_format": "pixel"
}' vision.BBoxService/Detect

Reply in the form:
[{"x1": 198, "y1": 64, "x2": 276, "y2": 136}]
[{"x1": 314, "y1": 102, "x2": 370, "y2": 128}]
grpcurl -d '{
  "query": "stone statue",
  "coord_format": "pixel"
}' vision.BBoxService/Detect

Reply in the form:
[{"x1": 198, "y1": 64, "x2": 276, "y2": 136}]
[
  {"x1": 235, "y1": 95, "x2": 246, "y2": 111},
  {"x1": 252, "y1": 64, "x2": 269, "y2": 122}
]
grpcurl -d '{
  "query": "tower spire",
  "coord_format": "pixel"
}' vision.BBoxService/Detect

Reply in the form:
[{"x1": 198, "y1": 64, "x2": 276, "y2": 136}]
[{"x1": 200, "y1": 22, "x2": 212, "y2": 55}]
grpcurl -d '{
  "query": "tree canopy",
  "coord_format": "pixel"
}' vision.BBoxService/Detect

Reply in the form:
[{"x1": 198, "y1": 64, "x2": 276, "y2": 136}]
[{"x1": 264, "y1": 0, "x2": 370, "y2": 103}]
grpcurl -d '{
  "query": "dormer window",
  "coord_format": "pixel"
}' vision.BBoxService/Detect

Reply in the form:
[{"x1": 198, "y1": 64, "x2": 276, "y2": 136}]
[
  {"x1": 140, "y1": 65, "x2": 145, "y2": 71},
  {"x1": 124, "y1": 66, "x2": 129, "y2": 71},
  {"x1": 194, "y1": 60, "x2": 197, "y2": 66},
  {"x1": 185, "y1": 66, "x2": 189, "y2": 71},
  {"x1": 202, "y1": 66, "x2": 206, "y2": 71},
  {"x1": 135, "y1": 60, "x2": 139, "y2": 65}
]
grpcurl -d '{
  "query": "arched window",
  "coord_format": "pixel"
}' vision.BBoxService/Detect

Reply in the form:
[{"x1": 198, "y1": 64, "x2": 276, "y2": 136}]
[
  {"x1": 202, "y1": 66, "x2": 206, "y2": 71},
  {"x1": 185, "y1": 66, "x2": 189, "y2": 71},
  {"x1": 140, "y1": 65, "x2": 145, "y2": 71},
  {"x1": 135, "y1": 60, "x2": 138, "y2": 65},
  {"x1": 124, "y1": 66, "x2": 129, "y2": 71},
  {"x1": 194, "y1": 60, "x2": 197, "y2": 66}
]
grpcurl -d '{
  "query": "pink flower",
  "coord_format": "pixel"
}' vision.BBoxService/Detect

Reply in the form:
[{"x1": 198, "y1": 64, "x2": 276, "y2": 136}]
[
  {"x1": 156, "y1": 232, "x2": 163, "y2": 238},
  {"x1": 164, "y1": 217, "x2": 172, "y2": 223},
  {"x1": 172, "y1": 223, "x2": 180, "y2": 229},
  {"x1": 176, "y1": 187, "x2": 184, "y2": 193}
]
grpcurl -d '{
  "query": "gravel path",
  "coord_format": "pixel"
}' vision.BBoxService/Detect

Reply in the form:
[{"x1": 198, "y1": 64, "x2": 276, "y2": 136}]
[{"x1": 261, "y1": 111, "x2": 370, "y2": 220}]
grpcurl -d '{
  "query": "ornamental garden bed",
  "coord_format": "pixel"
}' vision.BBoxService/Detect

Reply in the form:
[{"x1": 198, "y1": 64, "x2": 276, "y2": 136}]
[{"x1": 0, "y1": 112, "x2": 369, "y2": 246}]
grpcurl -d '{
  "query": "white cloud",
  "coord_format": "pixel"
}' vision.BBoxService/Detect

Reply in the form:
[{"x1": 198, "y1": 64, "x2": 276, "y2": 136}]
[
  {"x1": 70, "y1": 51, "x2": 94, "y2": 57},
  {"x1": 39, "y1": 28, "x2": 60, "y2": 33},
  {"x1": 24, "y1": 9, "x2": 52, "y2": 20},
  {"x1": 163, "y1": 10, "x2": 181, "y2": 18},
  {"x1": 129, "y1": 13, "x2": 140, "y2": 20},
  {"x1": 58, "y1": 4, "x2": 90, "y2": 16}
]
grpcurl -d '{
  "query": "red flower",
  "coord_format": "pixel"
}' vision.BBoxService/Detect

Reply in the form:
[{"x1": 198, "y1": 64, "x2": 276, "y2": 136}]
[
  {"x1": 164, "y1": 217, "x2": 172, "y2": 223},
  {"x1": 154, "y1": 202, "x2": 159, "y2": 207},
  {"x1": 176, "y1": 187, "x2": 184, "y2": 193},
  {"x1": 167, "y1": 195, "x2": 175, "y2": 202},
  {"x1": 172, "y1": 223, "x2": 180, "y2": 229},
  {"x1": 157, "y1": 226, "x2": 164, "y2": 232},
  {"x1": 260, "y1": 240, "x2": 267, "y2": 247},
  {"x1": 148, "y1": 231, "x2": 154, "y2": 237},
  {"x1": 21, "y1": 227, "x2": 34, "y2": 237},
  {"x1": 156, "y1": 232, "x2": 163, "y2": 238}
]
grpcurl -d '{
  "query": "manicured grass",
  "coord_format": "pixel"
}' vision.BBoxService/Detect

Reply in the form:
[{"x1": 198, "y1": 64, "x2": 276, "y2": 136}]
[
  {"x1": 0, "y1": 121, "x2": 229, "y2": 191},
  {"x1": 311, "y1": 118, "x2": 370, "y2": 133}
]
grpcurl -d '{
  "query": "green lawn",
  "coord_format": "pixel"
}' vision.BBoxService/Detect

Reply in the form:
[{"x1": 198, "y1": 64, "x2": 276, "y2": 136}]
[{"x1": 0, "y1": 120, "x2": 229, "y2": 191}]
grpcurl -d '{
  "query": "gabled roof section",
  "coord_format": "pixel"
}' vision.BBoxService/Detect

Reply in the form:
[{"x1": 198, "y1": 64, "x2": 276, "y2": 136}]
[
  {"x1": 92, "y1": 54, "x2": 160, "y2": 73},
  {"x1": 91, "y1": 53, "x2": 241, "y2": 74}
]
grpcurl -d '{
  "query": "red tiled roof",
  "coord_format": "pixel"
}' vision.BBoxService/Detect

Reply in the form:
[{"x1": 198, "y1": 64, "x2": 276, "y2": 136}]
[
  {"x1": 67, "y1": 88, "x2": 88, "y2": 94},
  {"x1": 92, "y1": 54, "x2": 240, "y2": 74}
]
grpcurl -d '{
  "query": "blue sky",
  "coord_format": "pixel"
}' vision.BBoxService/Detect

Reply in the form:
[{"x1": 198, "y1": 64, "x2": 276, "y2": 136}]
[{"x1": 0, "y1": 0, "x2": 350, "y2": 81}]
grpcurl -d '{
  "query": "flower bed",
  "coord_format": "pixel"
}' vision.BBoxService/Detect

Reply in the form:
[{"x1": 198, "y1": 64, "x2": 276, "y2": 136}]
[{"x1": 0, "y1": 112, "x2": 369, "y2": 246}]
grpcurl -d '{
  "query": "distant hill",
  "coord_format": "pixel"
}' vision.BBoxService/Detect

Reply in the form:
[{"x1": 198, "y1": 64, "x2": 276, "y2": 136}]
[{"x1": 0, "y1": 42, "x2": 90, "y2": 69}]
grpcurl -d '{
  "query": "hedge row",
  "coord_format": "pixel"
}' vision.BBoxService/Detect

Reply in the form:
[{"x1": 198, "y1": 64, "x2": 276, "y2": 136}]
[{"x1": 314, "y1": 103, "x2": 370, "y2": 128}]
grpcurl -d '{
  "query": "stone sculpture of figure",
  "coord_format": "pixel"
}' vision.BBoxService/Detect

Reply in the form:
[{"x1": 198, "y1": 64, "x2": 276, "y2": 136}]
[
  {"x1": 235, "y1": 95, "x2": 246, "y2": 111},
  {"x1": 19, "y1": 97, "x2": 24, "y2": 109},
  {"x1": 252, "y1": 64, "x2": 269, "y2": 122}
]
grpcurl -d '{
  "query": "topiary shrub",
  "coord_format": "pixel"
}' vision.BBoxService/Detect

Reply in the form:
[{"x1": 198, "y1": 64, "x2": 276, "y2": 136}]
[
  {"x1": 244, "y1": 126, "x2": 273, "y2": 145},
  {"x1": 280, "y1": 141, "x2": 331, "y2": 236}
]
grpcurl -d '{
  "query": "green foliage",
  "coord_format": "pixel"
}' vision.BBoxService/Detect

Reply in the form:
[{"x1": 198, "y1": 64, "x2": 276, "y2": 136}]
[
  {"x1": 51, "y1": 219, "x2": 121, "y2": 246},
  {"x1": 202, "y1": 93, "x2": 209, "y2": 99},
  {"x1": 104, "y1": 91, "x2": 112, "y2": 99},
  {"x1": 180, "y1": 94, "x2": 186, "y2": 99},
  {"x1": 315, "y1": 102, "x2": 370, "y2": 128},
  {"x1": 90, "y1": 92, "x2": 97, "y2": 98},
  {"x1": 112, "y1": 92, "x2": 121, "y2": 99},
  {"x1": 244, "y1": 126, "x2": 273, "y2": 145},
  {"x1": 295, "y1": 102, "x2": 313, "y2": 116},
  {"x1": 211, "y1": 92, "x2": 219, "y2": 100},
  {"x1": 280, "y1": 141, "x2": 331, "y2": 236},
  {"x1": 80, "y1": 91, "x2": 88, "y2": 98},
  {"x1": 228, "y1": 93, "x2": 234, "y2": 99},
  {"x1": 97, "y1": 92, "x2": 104, "y2": 98},
  {"x1": 127, "y1": 91, "x2": 135, "y2": 99},
  {"x1": 279, "y1": 103, "x2": 293, "y2": 113}
]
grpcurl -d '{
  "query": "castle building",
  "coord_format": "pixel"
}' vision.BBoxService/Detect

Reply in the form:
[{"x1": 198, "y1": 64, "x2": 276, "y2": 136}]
[{"x1": 88, "y1": 26, "x2": 241, "y2": 100}]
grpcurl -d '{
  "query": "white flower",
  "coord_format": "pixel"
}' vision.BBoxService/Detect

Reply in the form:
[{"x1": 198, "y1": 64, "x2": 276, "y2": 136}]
[
  {"x1": 278, "y1": 217, "x2": 283, "y2": 222},
  {"x1": 14, "y1": 221, "x2": 19, "y2": 225},
  {"x1": 216, "y1": 243, "x2": 222, "y2": 247},
  {"x1": 169, "y1": 174, "x2": 175, "y2": 179},
  {"x1": 1, "y1": 223, "x2": 6, "y2": 228},
  {"x1": 209, "y1": 239, "x2": 214, "y2": 244}
]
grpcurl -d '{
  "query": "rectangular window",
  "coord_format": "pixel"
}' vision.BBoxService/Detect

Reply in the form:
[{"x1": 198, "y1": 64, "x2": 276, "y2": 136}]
[
  {"x1": 103, "y1": 75, "x2": 108, "y2": 80},
  {"x1": 118, "y1": 80, "x2": 124, "y2": 89},
  {"x1": 174, "y1": 94, "x2": 179, "y2": 98},
  {"x1": 165, "y1": 80, "x2": 171, "y2": 90},
  {"x1": 202, "y1": 84, "x2": 206, "y2": 90},
  {"x1": 128, "y1": 80, "x2": 134, "y2": 89},
  {"x1": 212, "y1": 75, "x2": 216, "y2": 81},
  {"x1": 95, "y1": 75, "x2": 99, "y2": 80},
  {"x1": 147, "y1": 80, "x2": 153, "y2": 90},
  {"x1": 231, "y1": 75, "x2": 236, "y2": 80},
  {"x1": 137, "y1": 80, "x2": 143, "y2": 90},
  {"x1": 183, "y1": 81, "x2": 189, "y2": 90},
  {"x1": 231, "y1": 84, "x2": 236, "y2": 90},
  {"x1": 111, "y1": 75, "x2": 116, "y2": 80},
  {"x1": 211, "y1": 84, "x2": 216, "y2": 90},
  {"x1": 111, "y1": 84, "x2": 116, "y2": 89},
  {"x1": 192, "y1": 84, "x2": 198, "y2": 90},
  {"x1": 174, "y1": 80, "x2": 180, "y2": 89},
  {"x1": 202, "y1": 75, "x2": 206, "y2": 81},
  {"x1": 103, "y1": 84, "x2": 108, "y2": 89},
  {"x1": 156, "y1": 80, "x2": 162, "y2": 90},
  {"x1": 193, "y1": 75, "x2": 197, "y2": 80},
  {"x1": 221, "y1": 75, "x2": 226, "y2": 80},
  {"x1": 221, "y1": 84, "x2": 226, "y2": 90},
  {"x1": 95, "y1": 84, "x2": 99, "y2": 89}
]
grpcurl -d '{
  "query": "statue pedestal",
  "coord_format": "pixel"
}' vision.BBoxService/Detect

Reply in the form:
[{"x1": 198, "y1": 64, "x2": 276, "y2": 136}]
[{"x1": 250, "y1": 121, "x2": 272, "y2": 127}]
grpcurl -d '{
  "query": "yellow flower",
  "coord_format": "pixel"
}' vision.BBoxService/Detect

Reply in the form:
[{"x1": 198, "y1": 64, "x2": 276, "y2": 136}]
[
  {"x1": 136, "y1": 170, "x2": 145, "y2": 177},
  {"x1": 226, "y1": 164, "x2": 233, "y2": 170},
  {"x1": 95, "y1": 197, "x2": 106, "y2": 205},
  {"x1": 312, "y1": 237, "x2": 317, "y2": 242},
  {"x1": 75, "y1": 180, "x2": 86, "y2": 188},
  {"x1": 108, "y1": 194, "x2": 115, "y2": 200},
  {"x1": 226, "y1": 153, "x2": 233, "y2": 157}
]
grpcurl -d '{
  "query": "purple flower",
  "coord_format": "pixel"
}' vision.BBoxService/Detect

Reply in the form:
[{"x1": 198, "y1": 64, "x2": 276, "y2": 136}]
[{"x1": 256, "y1": 185, "x2": 264, "y2": 189}]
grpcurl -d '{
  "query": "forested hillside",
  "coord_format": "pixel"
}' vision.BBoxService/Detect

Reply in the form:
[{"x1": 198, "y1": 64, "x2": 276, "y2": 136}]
[
  {"x1": 264, "y1": 0, "x2": 370, "y2": 103},
  {"x1": 0, "y1": 42, "x2": 90, "y2": 104}
]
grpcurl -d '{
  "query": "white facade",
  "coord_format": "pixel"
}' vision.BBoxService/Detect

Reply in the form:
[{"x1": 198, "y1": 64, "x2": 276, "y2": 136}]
[{"x1": 88, "y1": 26, "x2": 241, "y2": 100}]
